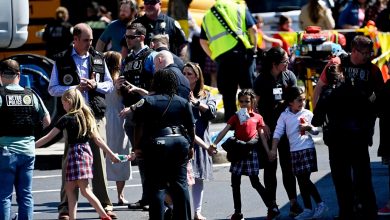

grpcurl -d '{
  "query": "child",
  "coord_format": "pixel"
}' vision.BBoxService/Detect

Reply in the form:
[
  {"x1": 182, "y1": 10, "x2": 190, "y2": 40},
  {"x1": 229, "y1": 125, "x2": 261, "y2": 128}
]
[
  {"x1": 272, "y1": 86, "x2": 327, "y2": 220},
  {"x1": 211, "y1": 89, "x2": 280, "y2": 220},
  {"x1": 36, "y1": 88, "x2": 121, "y2": 220}
]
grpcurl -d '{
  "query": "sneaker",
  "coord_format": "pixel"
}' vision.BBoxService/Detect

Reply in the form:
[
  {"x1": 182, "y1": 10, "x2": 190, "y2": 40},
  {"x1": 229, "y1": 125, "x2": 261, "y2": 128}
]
[
  {"x1": 313, "y1": 202, "x2": 328, "y2": 218},
  {"x1": 230, "y1": 213, "x2": 244, "y2": 220},
  {"x1": 294, "y1": 209, "x2": 313, "y2": 220},
  {"x1": 289, "y1": 203, "x2": 303, "y2": 217},
  {"x1": 267, "y1": 206, "x2": 280, "y2": 220},
  {"x1": 378, "y1": 206, "x2": 390, "y2": 216}
]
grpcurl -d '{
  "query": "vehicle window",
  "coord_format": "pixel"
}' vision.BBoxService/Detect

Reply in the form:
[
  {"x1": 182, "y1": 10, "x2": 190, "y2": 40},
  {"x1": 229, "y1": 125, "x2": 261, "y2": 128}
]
[{"x1": 246, "y1": 0, "x2": 308, "y2": 13}]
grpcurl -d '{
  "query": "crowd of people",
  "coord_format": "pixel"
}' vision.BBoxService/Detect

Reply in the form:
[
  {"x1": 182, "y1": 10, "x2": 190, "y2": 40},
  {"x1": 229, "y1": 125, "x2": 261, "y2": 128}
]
[{"x1": 1, "y1": 0, "x2": 390, "y2": 220}]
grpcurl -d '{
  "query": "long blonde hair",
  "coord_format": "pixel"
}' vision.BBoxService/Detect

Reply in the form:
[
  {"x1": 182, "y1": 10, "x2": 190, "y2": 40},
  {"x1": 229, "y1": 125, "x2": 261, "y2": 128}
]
[{"x1": 61, "y1": 88, "x2": 98, "y2": 138}]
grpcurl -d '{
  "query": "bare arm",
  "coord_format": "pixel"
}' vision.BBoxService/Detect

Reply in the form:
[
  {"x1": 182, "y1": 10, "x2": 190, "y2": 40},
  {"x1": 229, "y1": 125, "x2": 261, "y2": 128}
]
[
  {"x1": 213, "y1": 124, "x2": 231, "y2": 146},
  {"x1": 91, "y1": 133, "x2": 120, "y2": 163},
  {"x1": 199, "y1": 39, "x2": 212, "y2": 58},
  {"x1": 95, "y1": 39, "x2": 106, "y2": 52},
  {"x1": 35, "y1": 128, "x2": 61, "y2": 148}
]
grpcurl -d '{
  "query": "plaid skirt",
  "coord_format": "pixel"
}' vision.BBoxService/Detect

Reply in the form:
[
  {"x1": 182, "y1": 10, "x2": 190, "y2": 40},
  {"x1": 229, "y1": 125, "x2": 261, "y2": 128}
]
[
  {"x1": 66, "y1": 143, "x2": 94, "y2": 181},
  {"x1": 291, "y1": 148, "x2": 318, "y2": 176},
  {"x1": 230, "y1": 150, "x2": 260, "y2": 176}
]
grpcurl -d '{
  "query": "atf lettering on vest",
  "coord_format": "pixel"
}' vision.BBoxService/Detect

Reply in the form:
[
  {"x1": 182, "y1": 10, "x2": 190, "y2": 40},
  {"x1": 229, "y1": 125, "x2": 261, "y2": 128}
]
[
  {"x1": 0, "y1": 88, "x2": 38, "y2": 137},
  {"x1": 202, "y1": 0, "x2": 252, "y2": 60}
]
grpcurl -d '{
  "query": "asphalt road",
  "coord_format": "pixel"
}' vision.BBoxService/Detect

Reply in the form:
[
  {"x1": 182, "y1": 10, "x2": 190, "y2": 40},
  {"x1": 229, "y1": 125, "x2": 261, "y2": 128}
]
[{"x1": 11, "y1": 121, "x2": 390, "y2": 219}]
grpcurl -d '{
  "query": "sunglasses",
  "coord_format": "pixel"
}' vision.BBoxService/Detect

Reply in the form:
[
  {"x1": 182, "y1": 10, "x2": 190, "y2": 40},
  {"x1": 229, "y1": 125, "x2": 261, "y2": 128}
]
[
  {"x1": 125, "y1": 35, "x2": 141, "y2": 39},
  {"x1": 239, "y1": 100, "x2": 250, "y2": 103}
]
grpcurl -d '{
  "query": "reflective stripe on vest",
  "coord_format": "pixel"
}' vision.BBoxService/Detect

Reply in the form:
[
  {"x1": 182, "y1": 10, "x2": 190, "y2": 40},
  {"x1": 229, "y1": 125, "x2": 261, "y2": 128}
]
[{"x1": 202, "y1": 0, "x2": 252, "y2": 60}]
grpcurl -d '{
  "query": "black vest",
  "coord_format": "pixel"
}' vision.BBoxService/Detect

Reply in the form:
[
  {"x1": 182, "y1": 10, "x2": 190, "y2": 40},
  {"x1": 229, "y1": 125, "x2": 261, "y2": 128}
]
[
  {"x1": 121, "y1": 47, "x2": 154, "y2": 106},
  {"x1": 54, "y1": 47, "x2": 107, "y2": 119},
  {"x1": 0, "y1": 87, "x2": 38, "y2": 137}
]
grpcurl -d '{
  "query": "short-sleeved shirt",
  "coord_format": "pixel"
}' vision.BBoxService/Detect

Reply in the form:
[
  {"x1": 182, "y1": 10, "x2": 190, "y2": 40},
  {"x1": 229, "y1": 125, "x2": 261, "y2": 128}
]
[
  {"x1": 0, "y1": 84, "x2": 49, "y2": 156},
  {"x1": 253, "y1": 70, "x2": 297, "y2": 130},
  {"x1": 98, "y1": 19, "x2": 127, "y2": 52},
  {"x1": 227, "y1": 112, "x2": 264, "y2": 142},
  {"x1": 133, "y1": 13, "x2": 187, "y2": 56},
  {"x1": 55, "y1": 114, "x2": 90, "y2": 145}
]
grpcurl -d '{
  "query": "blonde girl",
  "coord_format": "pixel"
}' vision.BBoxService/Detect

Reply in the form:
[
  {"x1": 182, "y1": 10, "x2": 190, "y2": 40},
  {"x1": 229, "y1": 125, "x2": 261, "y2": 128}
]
[{"x1": 36, "y1": 88, "x2": 119, "y2": 220}]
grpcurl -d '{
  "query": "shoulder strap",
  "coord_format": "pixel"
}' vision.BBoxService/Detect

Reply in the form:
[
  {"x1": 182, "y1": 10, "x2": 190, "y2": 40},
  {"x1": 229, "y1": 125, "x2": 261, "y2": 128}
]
[{"x1": 210, "y1": 6, "x2": 240, "y2": 41}]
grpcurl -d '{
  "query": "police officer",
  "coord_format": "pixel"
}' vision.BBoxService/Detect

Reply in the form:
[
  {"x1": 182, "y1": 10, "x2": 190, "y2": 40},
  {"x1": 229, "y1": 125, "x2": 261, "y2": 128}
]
[
  {"x1": 133, "y1": 0, "x2": 187, "y2": 58},
  {"x1": 117, "y1": 22, "x2": 157, "y2": 211},
  {"x1": 199, "y1": 0, "x2": 258, "y2": 122},
  {"x1": 312, "y1": 35, "x2": 384, "y2": 220},
  {"x1": 42, "y1": 6, "x2": 73, "y2": 59},
  {"x1": 48, "y1": 23, "x2": 117, "y2": 220},
  {"x1": 131, "y1": 69, "x2": 195, "y2": 220},
  {"x1": 0, "y1": 59, "x2": 51, "y2": 220}
]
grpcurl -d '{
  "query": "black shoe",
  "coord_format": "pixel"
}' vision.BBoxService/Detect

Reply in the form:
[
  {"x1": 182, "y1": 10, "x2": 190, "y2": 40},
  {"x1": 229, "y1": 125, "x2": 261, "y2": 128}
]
[
  {"x1": 164, "y1": 207, "x2": 172, "y2": 220},
  {"x1": 230, "y1": 213, "x2": 244, "y2": 220},
  {"x1": 128, "y1": 200, "x2": 149, "y2": 210},
  {"x1": 289, "y1": 202, "x2": 303, "y2": 218}
]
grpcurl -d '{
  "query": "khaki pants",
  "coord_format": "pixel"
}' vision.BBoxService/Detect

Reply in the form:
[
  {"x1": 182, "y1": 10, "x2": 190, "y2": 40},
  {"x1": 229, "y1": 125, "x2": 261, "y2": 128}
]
[{"x1": 58, "y1": 118, "x2": 113, "y2": 214}]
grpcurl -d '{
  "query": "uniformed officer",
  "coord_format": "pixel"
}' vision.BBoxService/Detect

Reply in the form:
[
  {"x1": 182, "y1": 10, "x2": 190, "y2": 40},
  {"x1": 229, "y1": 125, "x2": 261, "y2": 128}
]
[
  {"x1": 42, "y1": 6, "x2": 73, "y2": 59},
  {"x1": 117, "y1": 22, "x2": 157, "y2": 211},
  {"x1": 133, "y1": 0, "x2": 187, "y2": 58},
  {"x1": 131, "y1": 69, "x2": 195, "y2": 220},
  {"x1": 0, "y1": 59, "x2": 51, "y2": 220},
  {"x1": 199, "y1": 0, "x2": 258, "y2": 122},
  {"x1": 48, "y1": 23, "x2": 117, "y2": 220}
]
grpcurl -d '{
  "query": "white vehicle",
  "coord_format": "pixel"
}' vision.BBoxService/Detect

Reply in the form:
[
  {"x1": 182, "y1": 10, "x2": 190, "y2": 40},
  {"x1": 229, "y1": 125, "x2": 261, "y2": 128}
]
[{"x1": 0, "y1": 0, "x2": 29, "y2": 48}]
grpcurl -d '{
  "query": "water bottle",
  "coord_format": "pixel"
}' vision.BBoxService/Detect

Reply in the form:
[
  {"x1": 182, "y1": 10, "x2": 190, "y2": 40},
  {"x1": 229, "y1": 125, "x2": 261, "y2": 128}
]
[{"x1": 300, "y1": 118, "x2": 306, "y2": 135}]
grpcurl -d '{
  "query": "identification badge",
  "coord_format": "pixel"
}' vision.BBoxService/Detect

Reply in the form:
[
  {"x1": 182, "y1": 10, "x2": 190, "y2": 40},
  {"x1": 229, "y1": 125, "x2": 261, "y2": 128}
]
[{"x1": 273, "y1": 88, "x2": 283, "y2": 101}]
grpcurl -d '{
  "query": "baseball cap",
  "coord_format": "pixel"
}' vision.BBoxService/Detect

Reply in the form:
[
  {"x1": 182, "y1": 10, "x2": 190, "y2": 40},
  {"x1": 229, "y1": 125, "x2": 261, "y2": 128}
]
[{"x1": 143, "y1": 0, "x2": 160, "y2": 5}]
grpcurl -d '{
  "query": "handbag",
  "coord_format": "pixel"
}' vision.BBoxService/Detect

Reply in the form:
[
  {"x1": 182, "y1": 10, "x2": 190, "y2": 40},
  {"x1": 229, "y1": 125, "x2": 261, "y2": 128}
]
[{"x1": 221, "y1": 137, "x2": 255, "y2": 162}]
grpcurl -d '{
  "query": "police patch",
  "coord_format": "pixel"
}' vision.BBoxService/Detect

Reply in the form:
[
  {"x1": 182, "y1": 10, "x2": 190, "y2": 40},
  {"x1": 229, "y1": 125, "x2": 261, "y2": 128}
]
[
  {"x1": 93, "y1": 58, "x2": 103, "y2": 65},
  {"x1": 6, "y1": 94, "x2": 33, "y2": 106},
  {"x1": 63, "y1": 74, "x2": 74, "y2": 85}
]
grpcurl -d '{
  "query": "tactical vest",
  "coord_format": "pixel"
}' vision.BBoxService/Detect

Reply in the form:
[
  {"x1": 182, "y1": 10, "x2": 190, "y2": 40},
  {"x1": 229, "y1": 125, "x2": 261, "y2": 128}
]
[
  {"x1": 202, "y1": 0, "x2": 252, "y2": 60},
  {"x1": 54, "y1": 47, "x2": 107, "y2": 119},
  {"x1": 0, "y1": 87, "x2": 38, "y2": 137},
  {"x1": 121, "y1": 48, "x2": 154, "y2": 106}
]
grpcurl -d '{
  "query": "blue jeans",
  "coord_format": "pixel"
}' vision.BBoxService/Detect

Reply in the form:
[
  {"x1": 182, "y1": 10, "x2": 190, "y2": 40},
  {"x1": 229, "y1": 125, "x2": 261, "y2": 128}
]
[{"x1": 0, "y1": 149, "x2": 35, "y2": 220}]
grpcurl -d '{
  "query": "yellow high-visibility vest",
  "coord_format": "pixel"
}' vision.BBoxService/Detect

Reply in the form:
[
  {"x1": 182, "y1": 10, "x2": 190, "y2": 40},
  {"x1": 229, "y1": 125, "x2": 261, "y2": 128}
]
[{"x1": 202, "y1": 0, "x2": 252, "y2": 60}]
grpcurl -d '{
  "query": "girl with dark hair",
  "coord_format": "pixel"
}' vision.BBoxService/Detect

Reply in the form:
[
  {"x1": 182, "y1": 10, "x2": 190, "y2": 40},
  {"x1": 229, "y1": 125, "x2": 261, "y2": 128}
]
[
  {"x1": 253, "y1": 46, "x2": 303, "y2": 217},
  {"x1": 273, "y1": 15, "x2": 294, "y2": 55},
  {"x1": 211, "y1": 89, "x2": 280, "y2": 220},
  {"x1": 272, "y1": 87, "x2": 327, "y2": 220}
]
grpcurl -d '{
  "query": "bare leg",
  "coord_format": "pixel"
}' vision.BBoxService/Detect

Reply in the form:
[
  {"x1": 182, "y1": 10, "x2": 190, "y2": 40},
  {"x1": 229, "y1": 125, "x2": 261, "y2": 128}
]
[
  {"x1": 65, "y1": 181, "x2": 78, "y2": 220},
  {"x1": 77, "y1": 179, "x2": 110, "y2": 218},
  {"x1": 116, "y1": 181, "x2": 127, "y2": 203}
]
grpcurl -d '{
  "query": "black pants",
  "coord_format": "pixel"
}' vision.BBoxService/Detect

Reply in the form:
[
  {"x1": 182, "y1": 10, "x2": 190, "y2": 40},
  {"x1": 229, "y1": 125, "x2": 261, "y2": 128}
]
[
  {"x1": 328, "y1": 144, "x2": 377, "y2": 220},
  {"x1": 263, "y1": 135, "x2": 297, "y2": 202},
  {"x1": 231, "y1": 174, "x2": 272, "y2": 214},
  {"x1": 144, "y1": 135, "x2": 191, "y2": 220},
  {"x1": 296, "y1": 173, "x2": 322, "y2": 209},
  {"x1": 216, "y1": 48, "x2": 255, "y2": 121}
]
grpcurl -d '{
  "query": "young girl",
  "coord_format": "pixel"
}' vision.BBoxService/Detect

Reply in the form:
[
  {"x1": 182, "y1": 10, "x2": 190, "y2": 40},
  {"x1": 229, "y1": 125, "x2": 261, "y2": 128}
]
[
  {"x1": 271, "y1": 87, "x2": 327, "y2": 220},
  {"x1": 36, "y1": 88, "x2": 120, "y2": 220},
  {"x1": 211, "y1": 89, "x2": 279, "y2": 220}
]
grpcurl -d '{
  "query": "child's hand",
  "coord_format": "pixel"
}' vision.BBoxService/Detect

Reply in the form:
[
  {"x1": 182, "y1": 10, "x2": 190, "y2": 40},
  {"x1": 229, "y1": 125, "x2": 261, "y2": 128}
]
[
  {"x1": 207, "y1": 144, "x2": 218, "y2": 156},
  {"x1": 128, "y1": 152, "x2": 136, "y2": 161},
  {"x1": 268, "y1": 149, "x2": 277, "y2": 161},
  {"x1": 110, "y1": 153, "x2": 121, "y2": 163}
]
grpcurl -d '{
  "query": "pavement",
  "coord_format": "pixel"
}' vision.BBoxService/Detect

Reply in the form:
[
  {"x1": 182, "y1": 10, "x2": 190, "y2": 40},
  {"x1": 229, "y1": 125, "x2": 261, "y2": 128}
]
[{"x1": 34, "y1": 120, "x2": 390, "y2": 219}]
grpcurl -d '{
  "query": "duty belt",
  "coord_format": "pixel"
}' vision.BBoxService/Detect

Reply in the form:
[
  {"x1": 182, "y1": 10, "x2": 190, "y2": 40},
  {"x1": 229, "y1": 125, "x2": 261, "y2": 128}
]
[{"x1": 155, "y1": 126, "x2": 183, "y2": 137}]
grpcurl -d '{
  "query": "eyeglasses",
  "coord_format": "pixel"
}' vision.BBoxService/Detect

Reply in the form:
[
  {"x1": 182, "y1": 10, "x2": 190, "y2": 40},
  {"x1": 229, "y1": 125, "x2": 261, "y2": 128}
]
[
  {"x1": 239, "y1": 100, "x2": 250, "y2": 103},
  {"x1": 125, "y1": 35, "x2": 141, "y2": 40},
  {"x1": 280, "y1": 60, "x2": 289, "y2": 65}
]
